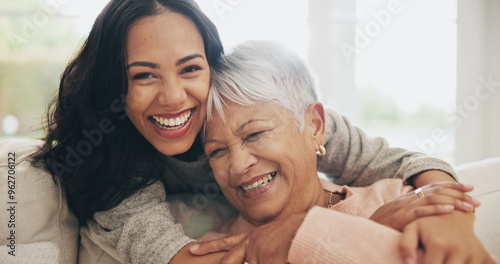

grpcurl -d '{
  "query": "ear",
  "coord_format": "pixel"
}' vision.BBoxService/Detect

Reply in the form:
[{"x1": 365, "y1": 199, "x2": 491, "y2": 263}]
[{"x1": 305, "y1": 102, "x2": 326, "y2": 146}]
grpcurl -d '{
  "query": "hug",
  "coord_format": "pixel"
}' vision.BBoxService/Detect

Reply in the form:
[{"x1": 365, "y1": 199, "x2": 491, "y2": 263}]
[{"x1": 0, "y1": 0, "x2": 498, "y2": 263}]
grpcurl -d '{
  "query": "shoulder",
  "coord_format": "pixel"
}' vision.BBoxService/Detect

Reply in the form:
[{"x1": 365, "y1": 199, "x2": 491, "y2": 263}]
[{"x1": 321, "y1": 178, "x2": 412, "y2": 218}]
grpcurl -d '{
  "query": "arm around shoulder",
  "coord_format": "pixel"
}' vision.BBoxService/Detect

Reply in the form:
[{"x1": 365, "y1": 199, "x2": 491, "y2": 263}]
[
  {"x1": 318, "y1": 108, "x2": 458, "y2": 186},
  {"x1": 93, "y1": 180, "x2": 195, "y2": 264}
]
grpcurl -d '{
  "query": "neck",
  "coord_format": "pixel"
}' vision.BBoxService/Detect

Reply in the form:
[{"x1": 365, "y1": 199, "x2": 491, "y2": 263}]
[
  {"x1": 295, "y1": 176, "x2": 344, "y2": 213},
  {"x1": 173, "y1": 134, "x2": 204, "y2": 162},
  {"x1": 313, "y1": 180, "x2": 331, "y2": 208},
  {"x1": 307, "y1": 177, "x2": 342, "y2": 210},
  {"x1": 315, "y1": 180, "x2": 343, "y2": 208}
]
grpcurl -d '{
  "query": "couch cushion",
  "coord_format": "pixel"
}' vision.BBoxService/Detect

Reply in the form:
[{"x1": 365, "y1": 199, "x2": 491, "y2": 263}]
[
  {"x1": 0, "y1": 138, "x2": 79, "y2": 264},
  {"x1": 456, "y1": 157, "x2": 500, "y2": 259}
]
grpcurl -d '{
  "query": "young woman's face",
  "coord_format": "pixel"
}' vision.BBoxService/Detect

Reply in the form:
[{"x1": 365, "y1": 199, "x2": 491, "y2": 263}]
[{"x1": 125, "y1": 12, "x2": 210, "y2": 156}]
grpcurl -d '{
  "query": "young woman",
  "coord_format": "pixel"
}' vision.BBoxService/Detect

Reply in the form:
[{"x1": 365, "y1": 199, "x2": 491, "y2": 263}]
[{"x1": 31, "y1": 0, "x2": 462, "y2": 263}]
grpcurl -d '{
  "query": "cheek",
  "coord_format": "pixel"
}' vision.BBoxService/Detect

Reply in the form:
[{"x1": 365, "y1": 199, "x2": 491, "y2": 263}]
[
  {"x1": 271, "y1": 136, "x2": 314, "y2": 174},
  {"x1": 210, "y1": 162, "x2": 235, "y2": 193},
  {"x1": 125, "y1": 87, "x2": 155, "y2": 116},
  {"x1": 214, "y1": 173, "x2": 239, "y2": 203},
  {"x1": 191, "y1": 75, "x2": 210, "y2": 106},
  {"x1": 209, "y1": 161, "x2": 227, "y2": 185},
  {"x1": 261, "y1": 136, "x2": 300, "y2": 160}
]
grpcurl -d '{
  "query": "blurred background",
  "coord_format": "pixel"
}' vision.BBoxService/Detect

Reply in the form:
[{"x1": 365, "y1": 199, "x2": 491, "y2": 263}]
[{"x1": 0, "y1": 0, "x2": 498, "y2": 166}]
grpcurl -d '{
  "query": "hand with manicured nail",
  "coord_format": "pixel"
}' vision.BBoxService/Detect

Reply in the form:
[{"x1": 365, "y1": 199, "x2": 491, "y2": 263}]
[{"x1": 369, "y1": 182, "x2": 480, "y2": 231}]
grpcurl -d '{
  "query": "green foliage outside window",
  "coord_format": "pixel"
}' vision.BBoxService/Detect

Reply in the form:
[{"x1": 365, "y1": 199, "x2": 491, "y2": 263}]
[{"x1": 0, "y1": 1, "x2": 83, "y2": 138}]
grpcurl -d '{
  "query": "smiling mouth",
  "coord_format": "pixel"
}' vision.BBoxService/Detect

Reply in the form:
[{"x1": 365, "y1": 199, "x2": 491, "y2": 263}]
[
  {"x1": 241, "y1": 171, "x2": 277, "y2": 193},
  {"x1": 149, "y1": 109, "x2": 193, "y2": 130}
]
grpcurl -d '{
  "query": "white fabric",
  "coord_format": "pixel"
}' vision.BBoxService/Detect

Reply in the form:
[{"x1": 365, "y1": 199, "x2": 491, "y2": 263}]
[
  {"x1": 0, "y1": 139, "x2": 79, "y2": 263},
  {"x1": 456, "y1": 157, "x2": 500, "y2": 258},
  {"x1": 0, "y1": 242, "x2": 59, "y2": 264}
]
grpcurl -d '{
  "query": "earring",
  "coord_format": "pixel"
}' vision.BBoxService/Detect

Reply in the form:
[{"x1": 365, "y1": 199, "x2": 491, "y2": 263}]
[{"x1": 316, "y1": 145, "x2": 326, "y2": 157}]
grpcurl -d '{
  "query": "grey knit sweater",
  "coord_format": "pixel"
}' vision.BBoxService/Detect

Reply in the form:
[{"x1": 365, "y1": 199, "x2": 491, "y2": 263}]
[{"x1": 93, "y1": 108, "x2": 457, "y2": 264}]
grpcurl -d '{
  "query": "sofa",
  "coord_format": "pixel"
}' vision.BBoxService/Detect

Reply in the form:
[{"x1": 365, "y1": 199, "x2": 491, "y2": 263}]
[{"x1": 1, "y1": 138, "x2": 499, "y2": 263}]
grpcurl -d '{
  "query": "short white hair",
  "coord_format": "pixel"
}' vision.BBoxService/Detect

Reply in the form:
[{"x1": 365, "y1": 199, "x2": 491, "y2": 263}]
[{"x1": 207, "y1": 40, "x2": 319, "y2": 130}]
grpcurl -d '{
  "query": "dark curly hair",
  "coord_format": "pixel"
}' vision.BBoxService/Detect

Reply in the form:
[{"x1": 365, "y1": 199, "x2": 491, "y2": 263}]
[{"x1": 32, "y1": 0, "x2": 223, "y2": 222}]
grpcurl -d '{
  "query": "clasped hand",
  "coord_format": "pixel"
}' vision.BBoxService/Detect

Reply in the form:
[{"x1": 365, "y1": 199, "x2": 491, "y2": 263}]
[{"x1": 369, "y1": 182, "x2": 480, "y2": 231}]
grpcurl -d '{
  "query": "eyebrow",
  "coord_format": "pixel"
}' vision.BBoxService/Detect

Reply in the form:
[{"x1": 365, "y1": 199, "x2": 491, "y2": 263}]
[
  {"x1": 126, "y1": 61, "x2": 159, "y2": 70},
  {"x1": 204, "y1": 138, "x2": 221, "y2": 144},
  {"x1": 176, "y1": 54, "x2": 204, "y2": 66},
  {"x1": 236, "y1": 119, "x2": 267, "y2": 133},
  {"x1": 126, "y1": 54, "x2": 204, "y2": 70}
]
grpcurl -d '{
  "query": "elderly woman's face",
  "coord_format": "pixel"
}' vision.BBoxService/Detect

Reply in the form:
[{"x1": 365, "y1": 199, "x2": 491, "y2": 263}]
[{"x1": 204, "y1": 101, "x2": 323, "y2": 225}]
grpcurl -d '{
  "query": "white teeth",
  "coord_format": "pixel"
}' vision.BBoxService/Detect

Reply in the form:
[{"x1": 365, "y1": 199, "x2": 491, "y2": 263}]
[
  {"x1": 241, "y1": 172, "x2": 276, "y2": 193},
  {"x1": 151, "y1": 110, "x2": 192, "y2": 129}
]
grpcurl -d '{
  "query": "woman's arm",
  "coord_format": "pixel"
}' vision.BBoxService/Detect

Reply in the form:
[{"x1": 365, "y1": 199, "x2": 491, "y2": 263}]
[
  {"x1": 93, "y1": 181, "x2": 195, "y2": 264},
  {"x1": 411, "y1": 169, "x2": 456, "y2": 187},
  {"x1": 190, "y1": 181, "x2": 482, "y2": 263},
  {"x1": 293, "y1": 207, "x2": 498, "y2": 264},
  {"x1": 289, "y1": 207, "x2": 406, "y2": 264},
  {"x1": 192, "y1": 208, "x2": 408, "y2": 264},
  {"x1": 318, "y1": 108, "x2": 458, "y2": 187}
]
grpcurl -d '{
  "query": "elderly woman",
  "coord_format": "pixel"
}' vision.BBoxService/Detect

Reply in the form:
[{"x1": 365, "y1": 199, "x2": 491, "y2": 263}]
[{"x1": 198, "y1": 40, "x2": 497, "y2": 264}]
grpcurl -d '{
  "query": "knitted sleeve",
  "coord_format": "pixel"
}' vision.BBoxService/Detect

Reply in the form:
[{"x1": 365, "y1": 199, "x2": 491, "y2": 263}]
[
  {"x1": 317, "y1": 108, "x2": 457, "y2": 186},
  {"x1": 93, "y1": 181, "x2": 194, "y2": 264}
]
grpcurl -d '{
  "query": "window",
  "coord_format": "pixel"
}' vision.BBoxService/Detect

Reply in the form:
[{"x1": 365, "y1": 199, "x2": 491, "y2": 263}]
[
  {"x1": 197, "y1": 0, "x2": 309, "y2": 59},
  {"x1": 355, "y1": 0, "x2": 458, "y2": 165},
  {"x1": 305, "y1": 0, "x2": 458, "y2": 165},
  {"x1": 0, "y1": 0, "x2": 109, "y2": 139},
  {"x1": 1, "y1": 0, "x2": 473, "y2": 167}
]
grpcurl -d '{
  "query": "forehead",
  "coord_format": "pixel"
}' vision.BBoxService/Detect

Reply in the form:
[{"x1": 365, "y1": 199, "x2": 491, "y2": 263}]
[
  {"x1": 206, "y1": 102, "x2": 289, "y2": 135},
  {"x1": 126, "y1": 12, "x2": 205, "y2": 59}
]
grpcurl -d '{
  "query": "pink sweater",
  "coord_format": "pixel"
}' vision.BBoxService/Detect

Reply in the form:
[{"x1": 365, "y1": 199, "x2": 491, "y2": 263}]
[
  {"x1": 290, "y1": 179, "x2": 414, "y2": 263},
  {"x1": 199, "y1": 178, "x2": 415, "y2": 263}
]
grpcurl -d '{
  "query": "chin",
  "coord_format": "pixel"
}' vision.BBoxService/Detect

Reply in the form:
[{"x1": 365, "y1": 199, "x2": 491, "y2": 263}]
[
  {"x1": 246, "y1": 207, "x2": 282, "y2": 224},
  {"x1": 148, "y1": 137, "x2": 189, "y2": 155},
  {"x1": 157, "y1": 142, "x2": 192, "y2": 156}
]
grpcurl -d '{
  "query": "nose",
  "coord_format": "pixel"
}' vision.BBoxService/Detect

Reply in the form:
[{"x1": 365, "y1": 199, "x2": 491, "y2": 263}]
[
  {"x1": 228, "y1": 145, "x2": 258, "y2": 176},
  {"x1": 157, "y1": 77, "x2": 187, "y2": 108}
]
